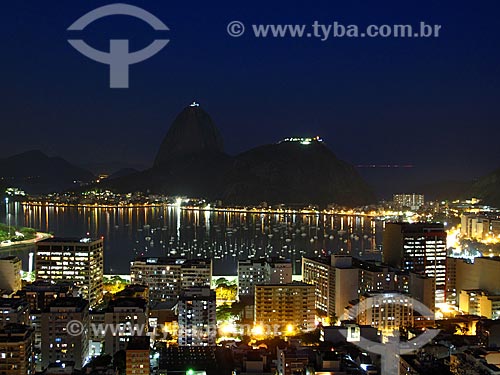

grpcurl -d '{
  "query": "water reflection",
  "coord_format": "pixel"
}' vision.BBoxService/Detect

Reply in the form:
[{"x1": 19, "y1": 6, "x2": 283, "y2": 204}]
[{"x1": 1, "y1": 203, "x2": 383, "y2": 275}]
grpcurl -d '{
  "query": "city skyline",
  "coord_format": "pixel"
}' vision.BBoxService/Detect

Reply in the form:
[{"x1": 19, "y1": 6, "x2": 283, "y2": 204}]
[{"x1": 1, "y1": 1, "x2": 500, "y2": 374}]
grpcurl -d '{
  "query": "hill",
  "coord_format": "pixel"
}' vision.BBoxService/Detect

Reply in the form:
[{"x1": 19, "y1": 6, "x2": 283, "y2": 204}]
[
  {"x1": 0, "y1": 150, "x2": 94, "y2": 194},
  {"x1": 471, "y1": 167, "x2": 500, "y2": 207},
  {"x1": 108, "y1": 105, "x2": 374, "y2": 206}
]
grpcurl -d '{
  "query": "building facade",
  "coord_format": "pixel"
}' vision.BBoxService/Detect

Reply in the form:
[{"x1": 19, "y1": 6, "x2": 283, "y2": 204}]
[
  {"x1": 238, "y1": 258, "x2": 293, "y2": 297},
  {"x1": 0, "y1": 257, "x2": 22, "y2": 294},
  {"x1": 383, "y1": 223, "x2": 447, "y2": 303},
  {"x1": 41, "y1": 297, "x2": 89, "y2": 370},
  {"x1": 452, "y1": 257, "x2": 500, "y2": 314},
  {"x1": 302, "y1": 256, "x2": 359, "y2": 322},
  {"x1": 254, "y1": 282, "x2": 315, "y2": 334},
  {"x1": 393, "y1": 194, "x2": 425, "y2": 210},
  {"x1": 409, "y1": 272, "x2": 436, "y2": 313},
  {"x1": 130, "y1": 258, "x2": 212, "y2": 305},
  {"x1": 177, "y1": 287, "x2": 216, "y2": 346},
  {"x1": 103, "y1": 297, "x2": 148, "y2": 356},
  {"x1": 459, "y1": 289, "x2": 500, "y2": 319},
  {"x1": 0, "y1": 324, "x2": 35, "y2": 375},
  {"x1": 125, "y1": 336, "x2": 150, "y2": 375},
  {"x1": 35, "y1": 237, "x2": 104, "y2": 307},
  {"x1": 356, "y1": 292, "x2": 414, "y2": 334},
  {"x1": 15, "y1": 281, "x2": 73, "y2": 359},
  {"x1": 238, "y1": 259, "x2": 268, "y2": 297},
  {"x1": 0, "y1": 299, "x2": 29, "y2": 329}
]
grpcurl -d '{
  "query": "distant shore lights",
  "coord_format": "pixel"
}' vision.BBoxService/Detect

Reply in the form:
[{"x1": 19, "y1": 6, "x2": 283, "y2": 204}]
[{"x1": 279, "y1": 136, "x2": 323, "y2": 145}]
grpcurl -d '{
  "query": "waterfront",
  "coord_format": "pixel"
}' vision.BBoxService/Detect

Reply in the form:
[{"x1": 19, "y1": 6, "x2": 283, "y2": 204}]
[{"x1": 1, "y1": 202, "x2": 384, "y2": 274}]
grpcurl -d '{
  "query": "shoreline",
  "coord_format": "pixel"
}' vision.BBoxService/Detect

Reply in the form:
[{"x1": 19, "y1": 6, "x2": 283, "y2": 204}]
[
  {"x1": 20, "y1": 201, "x2": 384, "y2": 217},
  {"x1": 0, "y1": 232, "x2": 52, "y2": 251}
]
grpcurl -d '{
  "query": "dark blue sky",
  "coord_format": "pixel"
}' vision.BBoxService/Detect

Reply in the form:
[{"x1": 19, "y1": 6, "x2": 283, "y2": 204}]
[{"x1": 1, "y1": 0, "x2": 499, "y2": 184}]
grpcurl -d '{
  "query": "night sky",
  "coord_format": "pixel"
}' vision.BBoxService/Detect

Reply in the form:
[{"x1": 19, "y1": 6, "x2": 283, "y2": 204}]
[{"x1": 1, "y1": 0, "x2": 499, "y2": 186}]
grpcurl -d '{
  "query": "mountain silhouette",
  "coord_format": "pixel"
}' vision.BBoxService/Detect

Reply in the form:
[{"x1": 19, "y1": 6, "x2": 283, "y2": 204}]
[
  {"x1": 471, "y1": 167, "x2": 500, "y2": 207},
  {"x1": 154, "y1": 103, "x2": 225, "y2": 167},
  {"x1": 107, "y1": 104, "x2": 374, "y2": 206},
  {"x1": 223, "y1": 141, "x2": 374, "y2": 205},
  {"x1": 0, "y1": 150, "x2": 94, "y2": 194}
]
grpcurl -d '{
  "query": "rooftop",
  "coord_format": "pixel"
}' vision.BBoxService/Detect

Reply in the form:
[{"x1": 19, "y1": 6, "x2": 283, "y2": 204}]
[
  {"x1": 0, "y1": 324, "x2": 33, "y2": 342},
  {"x1": 126, "y1": 336, "x2": 150, "y2": 351},
  {"x1": 386, "y1": 222, "x2": 445, "y2": 232},
  {"x1": 0, "y1": 256, "x2": 21, "y2": 262},
  {"x1": 179, "y1": 287, "x2": 215, "y2": 300},
  {"x1": 45, "y1": 297, "x2": 89, "y2": 311},
  {"x1": 132, "y1": 257, "x2": 211, "y2": 266},
  {"x1": 255, "y1": 281, "x2": 313, "y2": 287},
  {"x1": 37, "y1": 237, "x2": 102, "y2": 244},
  {"x1": 107, "y1": 297, "x2": 147, "y2": 311},
  {"x1": 0, "y1": 298, "x2": 29, "y2": 310},
  {"x1": 22, "y1": 280, "x2": 73, "y2": 292}
]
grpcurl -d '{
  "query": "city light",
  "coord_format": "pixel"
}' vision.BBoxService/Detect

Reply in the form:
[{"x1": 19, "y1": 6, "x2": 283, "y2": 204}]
[
  {"x1": 252, "y1": 324, "x2": 264, "y2": 337},
  {"x1": 220, "y1": 322, "x2": 236, "y2": 335},
  {"x1": 1, "y1": 3, "x2": 499, "y2": 374}
]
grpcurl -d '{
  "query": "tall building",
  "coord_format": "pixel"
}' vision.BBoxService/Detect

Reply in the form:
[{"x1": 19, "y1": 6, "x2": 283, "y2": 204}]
[
  {"x1": 451, "y1": 257, "x2": 500, "y2": 318},
  {"x1": 177, "y1": 287, "x2": 216, "y2": 346},
  {"x1": 268, "y1": 261, "x2": 293, "y2": 285},
  {"x1": 356, "y1": 258, "x2": 398, "y2": 295},
  {"x1": 0, "y1": 324, "x2": 35, "y2": 375},
  {"x1": 277, "y1": 348, "x2": 309, "y2": 375},
  {"x1": 301, "y1": 256, "x2": 359, "y2": 322},
  {"x1": 383, "y1": 223, "x2": 446, "y2": 303},
  {"x1": 103, "y1": 297, "x2": 148, "y2": 356},
  {"x1": 301, "y1": 257, "x2": 331, "y2": 319},
  {"x1": 454, "y1": 257, "x2": 500, "y2": 296},
  {"x1": 445, "y1": 256, "x2": 459, "y2": 305},
  {"x1": 41, "y1": 297, "x2": 89, "y2": 370},
  {"x1": 125, "y1": 336, "x2": 150, "y2": 375},
  {"x1": 130, "y1": 258, "x2": 212, "y2": 305},
  {"x1": 0, "y1": 257, "x2": 22, "y2": 294},
  {"x1": 356, "y1": 292, "x2": 414, "y2": 334},
  {"x1": 35, "y1": 237, "x2": 104, "y2": 307},
  {"x1": 408, "y1": 272, "x2": 435, "y2": 313},
  {"x1": 16, "y1": 281, "x2": 73, "y2": 313},
  {"x1": 238, "y1": 258, "x2": 293, "y2": 297},
  {"x1": 15, "y1": 281, "x2": 73, "y2": 356},
  {"x1": 181, "y1": 259, "x2": 213, "y2": 290},
  {"x1": 238, "y1": 259, "x2": 268, "y2": 297},
  {"x1": 254, "y1": 282, "x2": 315, "y2": 334},
  {"x1": 461, "y1": 214, "x2": 492, "y2": 239},
  {"x1": 459, "y1": 289, "x2": 500, "y2": 319},
  {"x1": 393, "y1": 194, "x2": 425, "y2": 210},
  {"x1": 0, "y1": 299, "x2": 29, "y2": 329}
]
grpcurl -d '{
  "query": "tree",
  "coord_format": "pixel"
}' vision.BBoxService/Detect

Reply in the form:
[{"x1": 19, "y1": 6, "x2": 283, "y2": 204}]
[
  {"x1": 113, "y1": 350, "x2": 126, "y2": 374},
  {"x1": 215, "y1": 278, "x2": 229, "y2": 287},
  {"x1": 217, "y1": 304, "x2": 234, "y2": 322},
  {"x1": 88, "y1": 354, "x2": 112, "y2": 368},
  {"x1": 216, "y1": 284, "x2": 237, "y2": 301}
]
